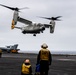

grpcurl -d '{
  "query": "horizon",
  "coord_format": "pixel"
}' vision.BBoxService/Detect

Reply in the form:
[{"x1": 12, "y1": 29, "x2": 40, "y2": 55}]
[{"x1": 18, "y1": 50, "x2": 76, "y2": 55}]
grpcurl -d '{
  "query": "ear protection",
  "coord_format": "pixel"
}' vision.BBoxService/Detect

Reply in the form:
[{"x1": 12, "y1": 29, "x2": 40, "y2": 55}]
[{"x1": 41, "y1": 44, "x2": 48, "y2": 48}]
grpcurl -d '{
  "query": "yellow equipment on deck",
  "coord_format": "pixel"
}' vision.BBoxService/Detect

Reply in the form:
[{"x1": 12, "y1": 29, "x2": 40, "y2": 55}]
[{"x1": 11, "y1": 49, "x2": 18, "y2": 53}]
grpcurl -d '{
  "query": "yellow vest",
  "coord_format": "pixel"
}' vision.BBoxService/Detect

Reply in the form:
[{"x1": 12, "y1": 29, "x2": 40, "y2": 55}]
[
  {"x1": 22, "y1": 63, "x2": 31, "y2": 74},
  {"x1": 0, "y1": 49, "x2": 2, "y2": 53},
  {"x1": 40, "y1": 49, "x2": 49, "y2": 61}
]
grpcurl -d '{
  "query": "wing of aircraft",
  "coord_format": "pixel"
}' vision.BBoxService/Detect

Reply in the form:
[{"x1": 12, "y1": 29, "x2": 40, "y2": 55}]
[
  {"x1": 44, "y1": 24, "x2": 52, "y2": 28},
  {"x1": 0, "y1": 47, "x2": 8, "y2": 51},
  {"x1": 17, "y1": 17, "x2": 32, "y2": 25},
  {"x1": 17, "y1": 16, "x2": 53, "y2": 28},
  {"x1": 14, "y1": 27, "x2": 22, "y2": 29}
]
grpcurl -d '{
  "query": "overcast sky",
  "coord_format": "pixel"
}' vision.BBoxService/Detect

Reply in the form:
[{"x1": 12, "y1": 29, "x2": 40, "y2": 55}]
[{"x1": 0, "y1": 0, "x2": 76, "y2": 53}]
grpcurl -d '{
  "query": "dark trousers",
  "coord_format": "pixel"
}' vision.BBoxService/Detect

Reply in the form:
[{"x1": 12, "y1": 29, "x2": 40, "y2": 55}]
[
  {"x1": 0, "y1": 53, "x2": 2, "y2": 58},
  {"x1": 40, "y1": 60, "x2": 49, "y2": 75},
  {"x1": 40, "y1": 71, "x2": 48, "y2": 75}
]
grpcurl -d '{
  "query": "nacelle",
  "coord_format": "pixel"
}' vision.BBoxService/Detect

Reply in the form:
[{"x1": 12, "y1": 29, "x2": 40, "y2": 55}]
[
  {"x1": 12, "y1": 11, "x2": 19, "y2": 25},
  {"x1": 50, "y1": 20, "x2": 55, "y2": 33}
]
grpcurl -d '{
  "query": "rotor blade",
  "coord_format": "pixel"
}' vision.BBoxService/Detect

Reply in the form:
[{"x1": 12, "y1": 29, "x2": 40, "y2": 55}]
[
  {"x1": 38, "y1": 16, "x2": 51, "y2": 20},
  {"x1": 56, "y1": 19, "x2": 62, "y2": 21},
  {"x1": 19, "y1": 7, "x2": 29, "y2": 10},
  {"x1": 0, "y1": 4, "x2": 29, "y2": 11},
  {"x1": 55, "y1": 16, "x2": 62, "y2": 19},
  {"x1": 38, "y1": 16, "x2": 62, "y2": 20},
  {"x1": 0, "y1": 4, "x2": 15, "y2": 10}
]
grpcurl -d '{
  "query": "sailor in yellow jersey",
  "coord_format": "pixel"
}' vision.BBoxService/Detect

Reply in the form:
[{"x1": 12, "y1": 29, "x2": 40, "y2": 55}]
[
  {"x1": 0, "y1": 49, "x2": 2, "y2": 58},
  {"x1": 21, "y1": 59, "x2": 32, "y2": 75},
  {"x1": 37, "y1": 43, "x2": 52, "y2": 75}
]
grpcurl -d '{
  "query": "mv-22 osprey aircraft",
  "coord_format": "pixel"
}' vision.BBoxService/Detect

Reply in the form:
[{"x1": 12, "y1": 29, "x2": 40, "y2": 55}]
[{"x1": 0, "y1": 4, "x2": 62, "y2": 36}]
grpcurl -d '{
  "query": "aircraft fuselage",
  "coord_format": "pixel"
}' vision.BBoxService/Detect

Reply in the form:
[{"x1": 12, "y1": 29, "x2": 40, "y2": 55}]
[{"x1": 22, "y1": 25, "x2": 45, "y2": 34}]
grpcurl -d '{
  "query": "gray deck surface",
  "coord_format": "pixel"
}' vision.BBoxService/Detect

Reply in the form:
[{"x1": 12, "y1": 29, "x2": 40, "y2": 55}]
[{"x1": 0, "y1": 53, "x2": 76, "y2": 75}]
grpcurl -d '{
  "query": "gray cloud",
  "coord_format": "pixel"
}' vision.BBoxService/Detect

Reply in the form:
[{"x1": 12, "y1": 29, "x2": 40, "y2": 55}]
[{"x1": 0, "y1": 0, "x2": 76, "y2": 52}]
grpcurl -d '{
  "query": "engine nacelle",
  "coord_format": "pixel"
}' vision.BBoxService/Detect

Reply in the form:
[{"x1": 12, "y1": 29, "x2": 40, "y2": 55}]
[
  {"x1": 11, "y1": 11, "x2": 19, "y2": 29},
  {"x1": 50, "y1": 20, "x2": 55, "y2": 33},
  {"x1": 50, "y1": 24, "x2": 55, "y2": 33},
  {"x1": 12, "y1": 11, "x2": 18, "y2": 25}
]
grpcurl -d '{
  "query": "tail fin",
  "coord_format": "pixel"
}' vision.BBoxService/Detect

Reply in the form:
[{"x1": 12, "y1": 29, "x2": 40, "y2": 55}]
[
  {"x1": 13, "y1": 44, "x2": 18, "y2": 49},
  {"x1": 10, "y1": 44, "x2": 18, "y2": 49}
]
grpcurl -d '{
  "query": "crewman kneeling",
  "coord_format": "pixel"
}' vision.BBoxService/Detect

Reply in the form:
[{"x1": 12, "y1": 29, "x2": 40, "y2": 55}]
[
  {"x1": 0, "y1": 49, "x2": 2, "y2": 58},
  {"x1": 21, "y1": 59, "x2": 32, "y2": 75}
]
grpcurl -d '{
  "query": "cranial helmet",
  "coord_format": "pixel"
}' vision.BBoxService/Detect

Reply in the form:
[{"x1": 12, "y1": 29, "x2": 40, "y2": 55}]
[
  {"x1": 24, "y1": 59, "x2": 30, "y2": 63},
  {"x1": 41, "y1": 43, "x2": 48, "y2": 48}
]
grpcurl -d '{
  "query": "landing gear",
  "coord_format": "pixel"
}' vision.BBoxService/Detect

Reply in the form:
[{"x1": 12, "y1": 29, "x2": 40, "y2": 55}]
[
  {"x1": 22, "y1": 31, "x2": 26, "y2": 34},
  {"x1": 41, "y1": 31, "x2": 43, "y2": 33},
  {"x1": 33, "y1": 34, "x2": 36, "y2": 36}
]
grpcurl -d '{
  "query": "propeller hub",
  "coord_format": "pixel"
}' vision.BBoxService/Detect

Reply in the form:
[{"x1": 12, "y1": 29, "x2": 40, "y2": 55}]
[
  {"x1": 38, "y1": 16, "x2": 62, "y2": 21},
  {"x1": 14, "y1": 8, "x2": 19, "y2": 11}
]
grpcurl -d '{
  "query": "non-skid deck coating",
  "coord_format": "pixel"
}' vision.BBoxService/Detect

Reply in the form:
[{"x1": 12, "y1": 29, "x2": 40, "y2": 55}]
[{"x1": 0, "y1": 53, "x2": 76, "y2": 75}]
